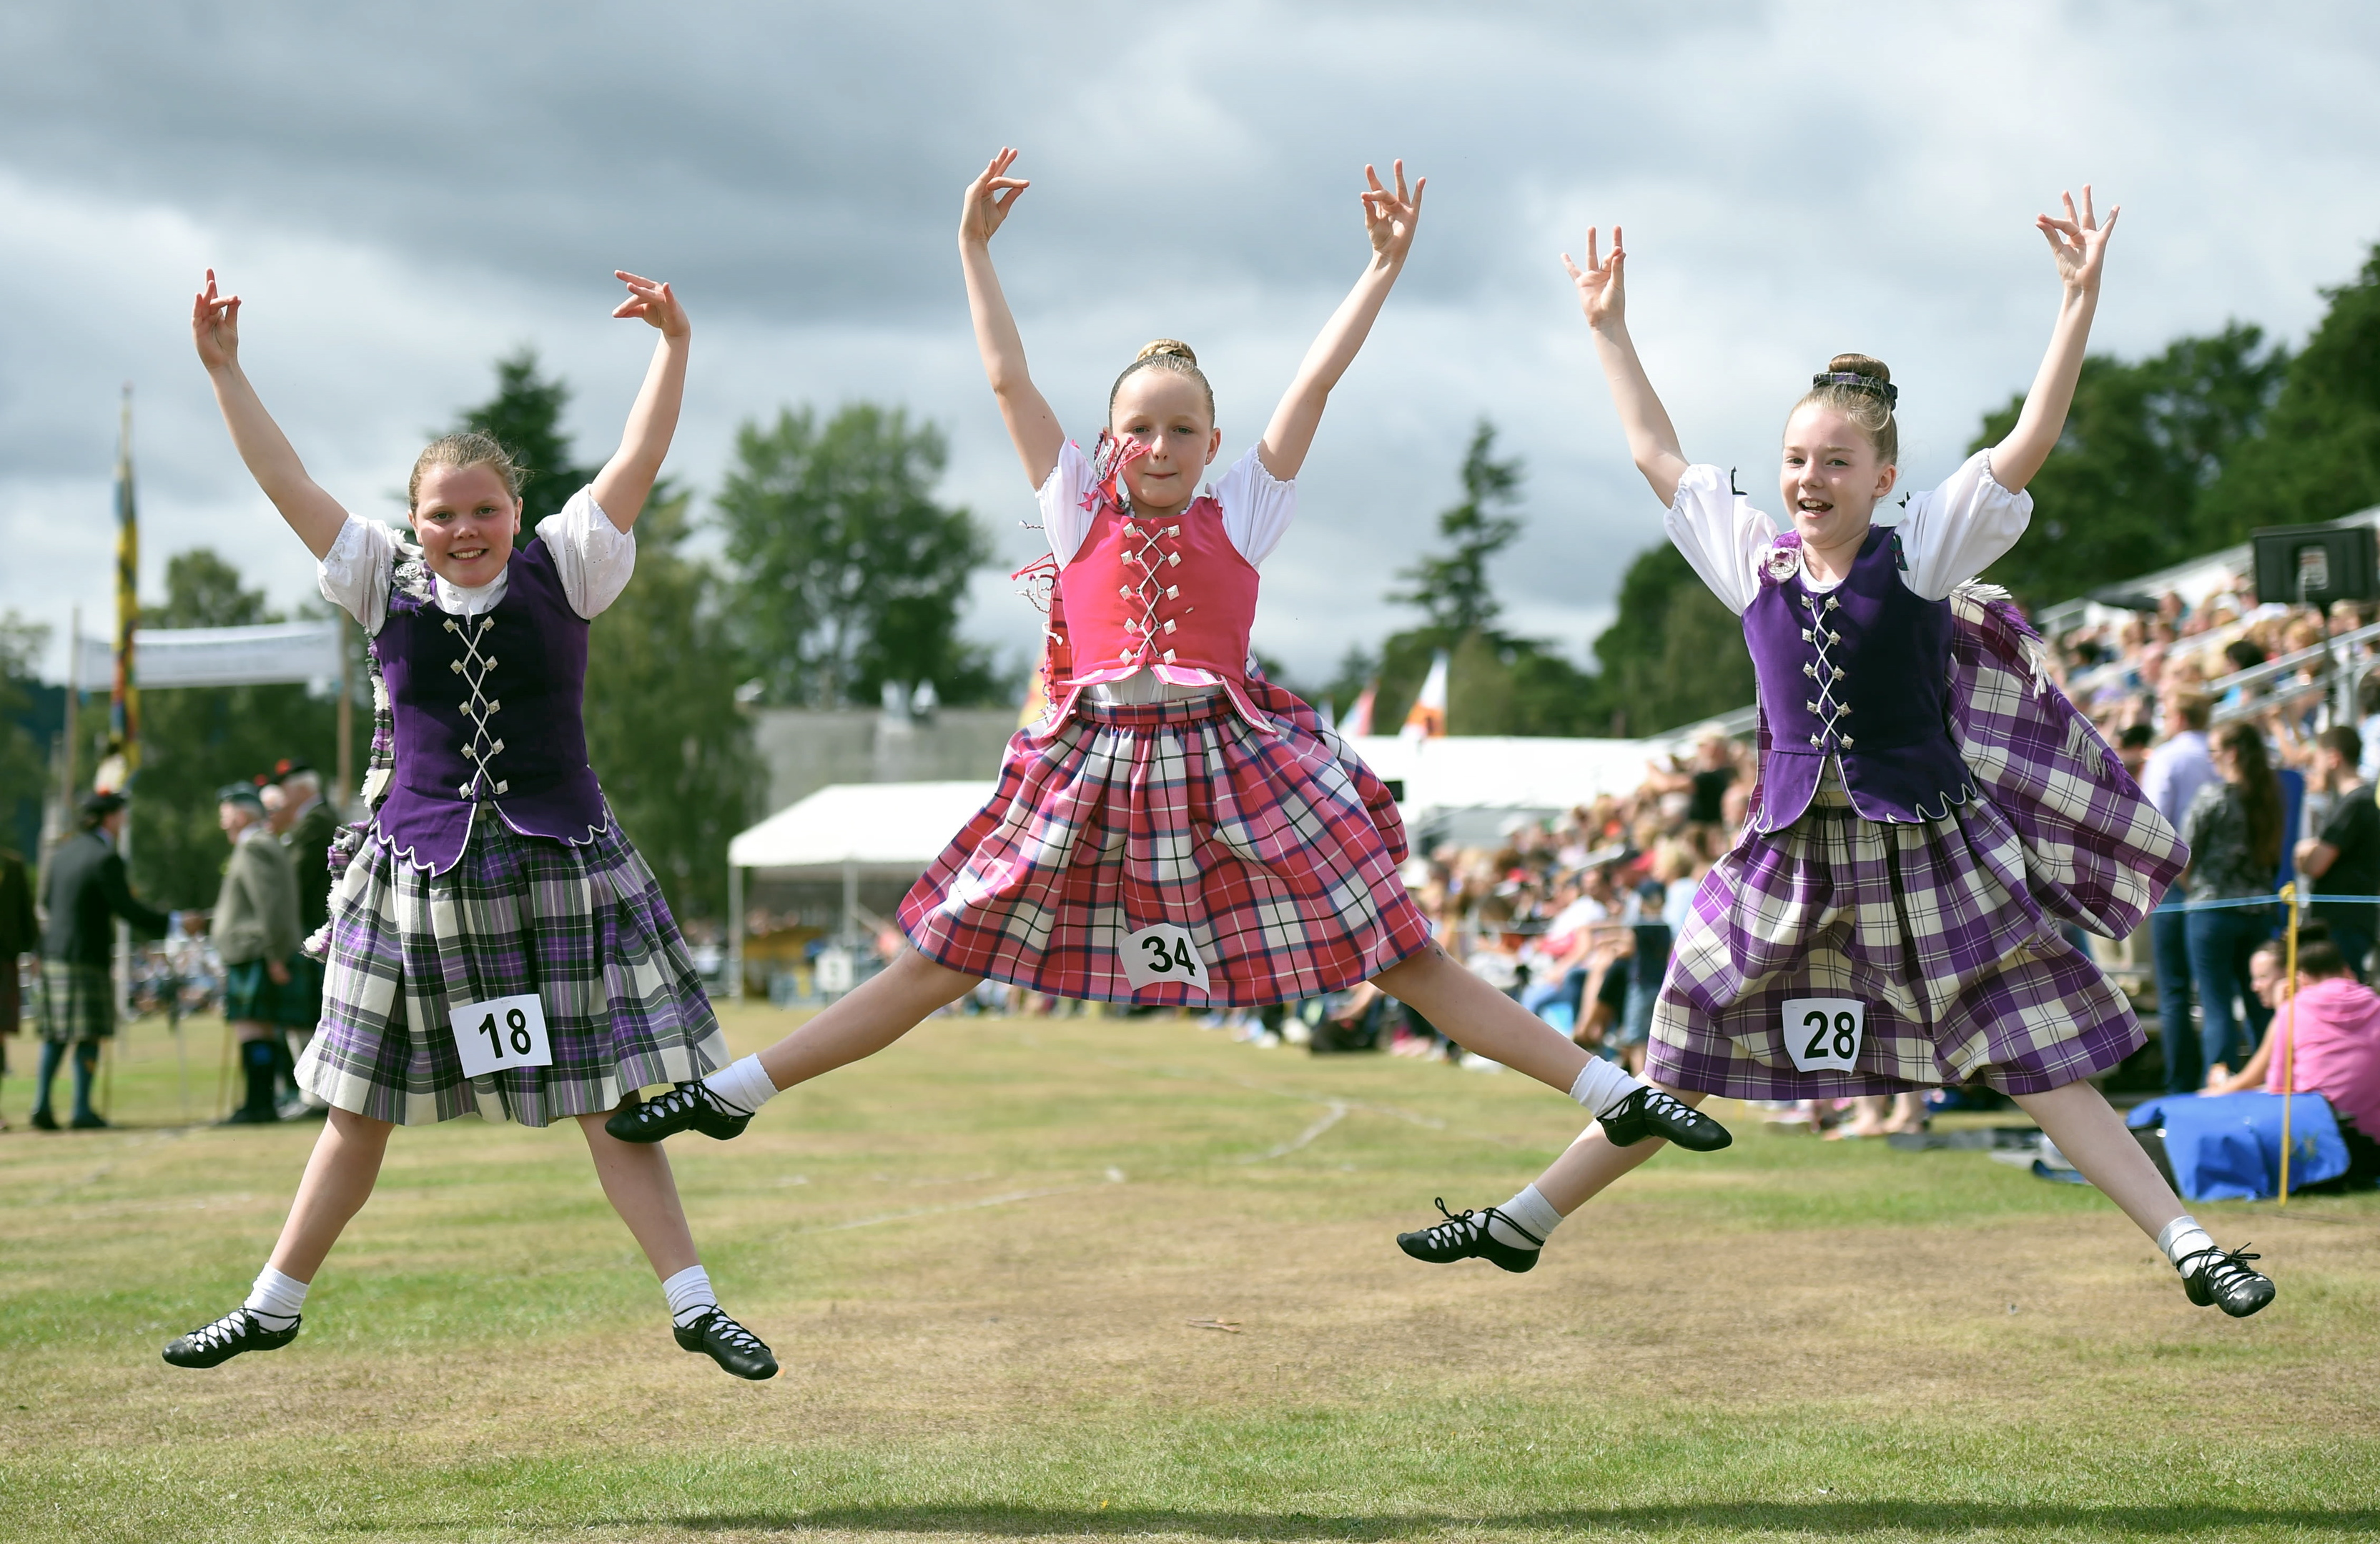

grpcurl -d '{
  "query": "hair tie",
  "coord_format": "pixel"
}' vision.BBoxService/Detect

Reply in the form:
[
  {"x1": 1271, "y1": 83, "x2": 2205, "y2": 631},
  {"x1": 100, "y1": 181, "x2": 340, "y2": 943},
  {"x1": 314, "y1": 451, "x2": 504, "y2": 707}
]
[{"x1": 1812, "y1": 371, "x2": 1898, "y2": 409}]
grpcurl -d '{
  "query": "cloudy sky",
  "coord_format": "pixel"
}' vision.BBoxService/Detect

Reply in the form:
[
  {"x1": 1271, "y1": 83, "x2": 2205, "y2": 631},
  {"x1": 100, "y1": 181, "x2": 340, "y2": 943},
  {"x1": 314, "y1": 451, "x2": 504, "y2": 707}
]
[{"x1": 6, "y1": 0, "x2": 2378, "y2": 692}]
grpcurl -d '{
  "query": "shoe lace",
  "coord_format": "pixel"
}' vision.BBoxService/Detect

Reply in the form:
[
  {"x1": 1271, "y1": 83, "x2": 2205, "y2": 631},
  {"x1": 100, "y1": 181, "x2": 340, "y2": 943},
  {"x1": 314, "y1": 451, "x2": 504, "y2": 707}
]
[
  {"x1": 183, "y1": 1308, "x2": 256, "y2": 1352},
  {"x1": 702, "y1": 1310, "x2": 766, "y2": 1352},
  {"x1": 2183, "y1": 1244, "x2": 2264, "y2": 1292},
  {"x1": 1419, "y1": 1197, "x2": 1489, "y2": 1250},
  {"x1": 1636, "y1": 1089, "x2": 1697, "y2": 1123},
  {"x1": 642, "y1": 1083, "x2": 713, "y2": 1122}
]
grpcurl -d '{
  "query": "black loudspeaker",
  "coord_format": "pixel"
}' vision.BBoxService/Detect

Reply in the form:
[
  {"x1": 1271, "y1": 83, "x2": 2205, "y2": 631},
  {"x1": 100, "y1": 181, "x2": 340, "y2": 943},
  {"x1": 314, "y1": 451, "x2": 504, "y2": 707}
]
[{"x1": 2251, "y1": 523, "x2": 2379, "y2": 605}]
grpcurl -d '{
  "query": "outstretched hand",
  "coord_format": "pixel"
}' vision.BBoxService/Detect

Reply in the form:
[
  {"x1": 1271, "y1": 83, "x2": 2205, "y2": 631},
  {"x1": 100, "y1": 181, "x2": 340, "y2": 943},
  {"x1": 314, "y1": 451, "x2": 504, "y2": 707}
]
[
  {"x1": 961, "y1": 147, "x2": 1030, "y2": 247},
  {"x1": 192, "y1": 269, "x2": 242, "y2": 372},
  {"x1": 1361, "y1": 160, "x2": 1424, "y2": 264},
  {"x1": 2037, "y1": 185, "x2": 2118, "y2": 296},
  {"x1": 1559, "y1": 227, "x2": 1626, "y2": 330},
  {"x1": 611, "y1": 271, "x2": 688, "y2": 338}
]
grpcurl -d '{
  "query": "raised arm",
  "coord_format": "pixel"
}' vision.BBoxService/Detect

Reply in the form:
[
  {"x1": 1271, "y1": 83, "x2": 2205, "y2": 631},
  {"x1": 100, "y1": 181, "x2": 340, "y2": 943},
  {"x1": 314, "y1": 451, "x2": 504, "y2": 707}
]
[
  {"x1": 192, "y1": 271, "x2": 352, "y2": 559},
  {"x1": 588, "y1": 271, "x2": 691, "y2": 532},
  {"x1": 1565, "y1": 228, "x2": 1689, "y2": 506},
  {"x1": 1257, "y1": 162, "x2": 1424, "y2": 482},
  {"x1": 1988, "y1": 187, "x2": 2119, "y2": 494},
  {"x1": 959, "y1": 148, "x2": 1064, "y2": 488}
]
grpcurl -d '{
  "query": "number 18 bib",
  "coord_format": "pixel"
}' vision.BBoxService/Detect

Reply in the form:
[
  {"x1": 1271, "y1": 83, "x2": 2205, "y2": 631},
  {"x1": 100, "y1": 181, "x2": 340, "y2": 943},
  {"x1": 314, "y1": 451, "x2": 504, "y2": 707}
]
[
  {"x1": 450, "y1": 992, "x2": 555, "y2": 1079},
  {"x1": 1781, "y1": 997, "x2": 1864, "y2": 1074}
]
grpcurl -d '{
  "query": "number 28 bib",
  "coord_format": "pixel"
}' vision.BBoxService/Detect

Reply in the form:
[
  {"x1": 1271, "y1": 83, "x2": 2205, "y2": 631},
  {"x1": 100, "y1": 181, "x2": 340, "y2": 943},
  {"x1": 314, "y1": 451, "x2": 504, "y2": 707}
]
[
  {"x1": 1781, "y1": 997, "x2": 1864, "y2": 1074},
  {"x1": 449, "y1": 991, "x2": 556, "y2": 1079}
]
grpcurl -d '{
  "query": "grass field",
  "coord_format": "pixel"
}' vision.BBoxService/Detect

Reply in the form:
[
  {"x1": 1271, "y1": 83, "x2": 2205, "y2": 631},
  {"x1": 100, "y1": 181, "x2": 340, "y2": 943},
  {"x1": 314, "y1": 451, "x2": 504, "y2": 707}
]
[{"x1": 1, "y1": 1004, "x2": 2375, "y2": 1544}]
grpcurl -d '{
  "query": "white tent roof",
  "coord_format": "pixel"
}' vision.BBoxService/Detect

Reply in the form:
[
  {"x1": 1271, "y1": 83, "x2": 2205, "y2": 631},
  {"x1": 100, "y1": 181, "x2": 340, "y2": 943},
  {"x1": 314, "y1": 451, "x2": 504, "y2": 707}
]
[
  {"x1": 1347, "y1": 734, "x2": 1659, "y2": 813},
  {"x1": 727, "y1": 781, "x2": 996, "y2": 874}
]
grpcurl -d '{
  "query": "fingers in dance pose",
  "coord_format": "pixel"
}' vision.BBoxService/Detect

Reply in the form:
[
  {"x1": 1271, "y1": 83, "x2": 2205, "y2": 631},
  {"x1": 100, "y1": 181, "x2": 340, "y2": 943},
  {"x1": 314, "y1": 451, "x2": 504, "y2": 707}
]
[
  {"x1": 1401, "y1": 192, "x2": 2272, "y2": 1319},
  {"x1": 162, "y1": 271, "x2": 778, "y2": 1381},
  {"x1": 607, "y1": 149, "x2": 1730, "y2": 1186}
]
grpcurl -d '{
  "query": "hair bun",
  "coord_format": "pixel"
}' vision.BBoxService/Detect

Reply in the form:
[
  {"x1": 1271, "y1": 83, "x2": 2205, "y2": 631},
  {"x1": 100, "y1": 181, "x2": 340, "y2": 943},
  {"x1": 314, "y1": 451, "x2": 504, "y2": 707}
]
[
  {"x1": 1137, "y1": 338, "x2": 1198, "y2": 365},
  {"x1": 1826, "y1": 352, "x2": 1890, "y2": 384}
]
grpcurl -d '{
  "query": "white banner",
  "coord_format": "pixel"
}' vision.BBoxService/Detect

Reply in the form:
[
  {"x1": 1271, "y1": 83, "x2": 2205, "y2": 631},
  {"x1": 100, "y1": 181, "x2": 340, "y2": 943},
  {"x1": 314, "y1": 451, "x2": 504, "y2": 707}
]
[{"x1": 70, "y1": 620, "x2": 344, "y2": 689}]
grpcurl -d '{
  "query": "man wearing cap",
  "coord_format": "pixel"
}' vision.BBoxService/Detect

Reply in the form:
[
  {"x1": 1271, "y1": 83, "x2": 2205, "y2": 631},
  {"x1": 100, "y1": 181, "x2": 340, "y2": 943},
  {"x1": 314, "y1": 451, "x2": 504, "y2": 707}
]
[
  {"x1": 211, "y1": 782, "x2": 300, "y2": 1124},
  {"x1": 265, "y1": 761, "x2": 336, "y2": 1112},
  {"x1": 32, "y1": 791, "x2": 174, "y2": 1129}
]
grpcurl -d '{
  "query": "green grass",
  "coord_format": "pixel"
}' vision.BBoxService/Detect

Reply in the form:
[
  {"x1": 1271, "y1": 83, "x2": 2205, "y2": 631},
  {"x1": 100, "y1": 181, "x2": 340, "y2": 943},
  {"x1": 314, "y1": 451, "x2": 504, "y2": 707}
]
[{"x1": 2, "y1": 1005, "x2": 2374, "y2": 1543}]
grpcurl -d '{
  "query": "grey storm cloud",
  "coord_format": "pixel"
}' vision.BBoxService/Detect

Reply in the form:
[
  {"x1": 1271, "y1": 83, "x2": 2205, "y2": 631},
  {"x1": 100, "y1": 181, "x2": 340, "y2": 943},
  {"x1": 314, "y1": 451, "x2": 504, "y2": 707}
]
[{"x1": 6, "y1": 0, "x2": 2380, "y2": 687}]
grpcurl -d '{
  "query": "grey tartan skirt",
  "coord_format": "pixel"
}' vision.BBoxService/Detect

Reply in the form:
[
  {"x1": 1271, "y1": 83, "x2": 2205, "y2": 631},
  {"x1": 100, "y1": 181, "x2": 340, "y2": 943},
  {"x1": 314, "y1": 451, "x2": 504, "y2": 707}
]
[
  {"x1": 34, "y1": 961, "x2": 114, "y2": 1043},
  {"x1": 296, "y1": 810, "x2": 726, "y2": 1127}
]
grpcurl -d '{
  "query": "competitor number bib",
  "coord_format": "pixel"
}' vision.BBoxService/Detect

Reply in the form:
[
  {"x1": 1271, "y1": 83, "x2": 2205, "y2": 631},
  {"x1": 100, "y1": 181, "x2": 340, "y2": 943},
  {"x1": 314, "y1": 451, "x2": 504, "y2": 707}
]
[
  {"x1": 1122, "y1": 923, "x2": 1210, "y2": 994},
  {"x1": 450, "y1": 992, "x2": 555, "y2": 1079},
  {"x1": 1782, "y1": 997, "x2": 1864, "y2": 1074}
]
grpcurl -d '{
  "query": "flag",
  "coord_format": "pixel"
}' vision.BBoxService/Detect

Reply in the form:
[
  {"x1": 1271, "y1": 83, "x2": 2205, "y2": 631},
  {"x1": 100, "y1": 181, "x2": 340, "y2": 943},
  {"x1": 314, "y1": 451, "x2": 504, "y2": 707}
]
[
  {"x1": 104, "y1": 385, "x2": 141, "y2": 787},
  {"x1": 1401, "y1": 650, "x2": 1448, "y2": 744},
  {"x1": 1341, "y1": 682, "x2": 1377, "y2": 738}
]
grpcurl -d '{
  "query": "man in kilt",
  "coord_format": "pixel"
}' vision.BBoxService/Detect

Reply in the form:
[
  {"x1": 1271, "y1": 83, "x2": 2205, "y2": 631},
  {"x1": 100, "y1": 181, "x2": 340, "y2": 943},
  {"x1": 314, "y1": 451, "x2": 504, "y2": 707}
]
[
  {"x1": 33, "y1": 791, "x2": 173, "y2": 1130},
  {"x1": 267, "y1": 761, "x2": 337, "y2": 1115},
  {"x1": 1, "y1": 843, "x2": 34, "y2": 1128},
  {"x1": 212, "y1": 781, "x2": 300, "y2": 1124}
]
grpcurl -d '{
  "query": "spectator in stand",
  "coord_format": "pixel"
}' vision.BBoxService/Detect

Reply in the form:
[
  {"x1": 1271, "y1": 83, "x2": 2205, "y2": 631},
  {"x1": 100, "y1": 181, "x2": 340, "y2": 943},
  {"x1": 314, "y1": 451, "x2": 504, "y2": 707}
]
[
  {"x1": 2142, "y1": 693, "x2": 2217, "y2": 1094},
  {"x1": 2181, "y1": 722, "x2": 2283, "y2": 1083},
  {"x1": 212, "y1": 783, "x2": 301, "y2": 1125},
  {"x1": 2216, "y1": 929, "x2": 2380, "y2": 1189},
  {"x1": 2298, "y1": 726, "x2": 2380, "y2": 981},
  {"x1": 32, "y1": 791, "x2": 174, "y2": 1130},
  {"x1": 2116, "y1": 723, "x2": 2154, "y2": 783},
  {"x1": 0, "y1": 843, "x2": 32, "y2": 1129}
]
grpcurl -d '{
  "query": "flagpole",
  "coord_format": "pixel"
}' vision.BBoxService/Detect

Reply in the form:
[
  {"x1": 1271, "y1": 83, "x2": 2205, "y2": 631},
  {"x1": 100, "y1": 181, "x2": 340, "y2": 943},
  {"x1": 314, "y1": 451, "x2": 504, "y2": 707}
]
[{"x1": 112, "y1": 385, "x2": 140, "y2": 1084}]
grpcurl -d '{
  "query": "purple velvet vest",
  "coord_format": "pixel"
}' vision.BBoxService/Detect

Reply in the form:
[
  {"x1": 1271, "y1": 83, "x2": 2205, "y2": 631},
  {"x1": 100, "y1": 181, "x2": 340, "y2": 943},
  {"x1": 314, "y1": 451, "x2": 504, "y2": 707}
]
[
  {"x1": 370, "y1": 538, "x2": 608, "y2": 872},
  {"x1": 1744, "y1": 526, "x2": 1976, "y2": 831}
]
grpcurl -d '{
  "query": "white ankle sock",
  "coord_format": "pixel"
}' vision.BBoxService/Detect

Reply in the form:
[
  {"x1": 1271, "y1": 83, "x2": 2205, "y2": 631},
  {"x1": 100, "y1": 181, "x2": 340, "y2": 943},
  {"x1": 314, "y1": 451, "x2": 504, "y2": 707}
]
[
  {"x1": 2157, "y1": 1216, "x2": 2217, "y2": 1271},
  {"x1": 244, "y1": 1265, "x2": 309, "y2": 1328},
  {"x1": 1569, "y1": 1059, "x2": 1642, "y2": 1117},
  {"x1": 1486, "y1": 1184, "x2": 1564, "y2": 1250},
  {"x1": 662, "y1": 1265, "x2": 719, "y2": 1327},
  {"x1": 702, "y1": 1055, "x2": 779, "y2": 1115}
]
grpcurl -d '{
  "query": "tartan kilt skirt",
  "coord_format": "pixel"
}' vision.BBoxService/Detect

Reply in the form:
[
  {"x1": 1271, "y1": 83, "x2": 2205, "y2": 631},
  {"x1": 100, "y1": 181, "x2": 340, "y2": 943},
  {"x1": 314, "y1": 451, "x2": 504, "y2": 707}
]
[
  {"x1": 1649, "y1": 784, "x2": 2143, "y2": 1099},
  {"x1": 221, "y1": 958, "x2": 282, "y2": 1024},
  {"x1": 295, "y1": 807, "x2": 726, "y2": 1127},
  {"x1": 34, "y1": 960, "x2": 114, "y2": 1043},
  {"x1": 899, "y1": 680, "x2": 1431, "y2": 1006},
  {"x1": 275, "y1": 953, "x2": 325, "y2": 1030}
]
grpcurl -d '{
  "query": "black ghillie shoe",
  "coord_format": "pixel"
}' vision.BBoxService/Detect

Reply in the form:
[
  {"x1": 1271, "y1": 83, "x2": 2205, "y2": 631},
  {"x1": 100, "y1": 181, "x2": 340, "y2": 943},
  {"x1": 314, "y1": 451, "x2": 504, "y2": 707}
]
[
  {"x1": 1598, "y1": 1086, "x2": 1732, "y2": 1151},
  {"x1": 674, "y1": 1308, "x2": 778, "y2": 1380},
  {"x1": 162, "y1": 1307, "x2": 300, "y2": 1368},
  {"x1": 604, "y1": 1081, "x2": 751, "y2": 1144},
  {"x1": 1396, "y1": 1198, "x2": 1543, "y2": 1274},
  {"x1": 2180, "y1": 1244, "x2": 2276, "y2": 1319}
]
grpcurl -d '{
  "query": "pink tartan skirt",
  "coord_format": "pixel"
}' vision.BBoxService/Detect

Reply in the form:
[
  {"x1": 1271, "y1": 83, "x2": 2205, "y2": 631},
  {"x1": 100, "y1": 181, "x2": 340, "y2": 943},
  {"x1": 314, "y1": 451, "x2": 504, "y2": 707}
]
[
  {"x1": 898, "y1": 681, "x2": 1431, "y2": 1006},
  {"x1": 1648, "y1": 784, "x2": 2143, "y2": 1100}
]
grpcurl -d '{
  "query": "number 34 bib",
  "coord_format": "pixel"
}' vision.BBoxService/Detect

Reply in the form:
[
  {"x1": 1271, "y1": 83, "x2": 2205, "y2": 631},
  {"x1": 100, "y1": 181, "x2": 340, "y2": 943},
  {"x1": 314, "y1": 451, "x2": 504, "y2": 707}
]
[
  {"x1": 1121, "y1": 923, "x2": 1211, "y2": 995},
  {"x1": 1781, "y1": 997, "x2": 1865, "y2": 1074}
]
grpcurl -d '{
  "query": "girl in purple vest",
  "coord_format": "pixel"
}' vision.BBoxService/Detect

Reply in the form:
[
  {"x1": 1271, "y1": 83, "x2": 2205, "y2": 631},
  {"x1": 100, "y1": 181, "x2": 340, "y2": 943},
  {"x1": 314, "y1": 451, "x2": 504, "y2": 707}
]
[
  {"x1": 1398, "y1": 191, "x2": 2275, "y2": 1317},
  {"x1": 160, "y1": 270, "x2": 776, "y2": 1378},
  {"x1": 608, "y1": 150, "x2": 1729, "y2": 1165}
]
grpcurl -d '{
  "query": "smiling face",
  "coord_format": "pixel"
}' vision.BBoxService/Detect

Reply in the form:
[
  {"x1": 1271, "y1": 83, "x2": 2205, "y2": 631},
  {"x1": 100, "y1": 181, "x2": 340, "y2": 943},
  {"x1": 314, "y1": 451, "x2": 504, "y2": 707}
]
[
  {"x1": 1109, "y1": 371, "x2": 1220, "y2": 515},
  {"x1": 409, "y1": 462, "x2": 523, "y2": 588},
  {"x1": 1779, "y1": 404, "x2": 1899, "y2": 553}
]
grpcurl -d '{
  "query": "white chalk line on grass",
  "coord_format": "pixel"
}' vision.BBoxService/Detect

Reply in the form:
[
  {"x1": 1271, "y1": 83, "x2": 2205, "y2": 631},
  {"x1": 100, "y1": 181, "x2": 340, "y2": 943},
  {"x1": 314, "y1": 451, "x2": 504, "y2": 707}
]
[{"x1": 1237, "y1": 1101, "x2": 1349, "y2": 1164}]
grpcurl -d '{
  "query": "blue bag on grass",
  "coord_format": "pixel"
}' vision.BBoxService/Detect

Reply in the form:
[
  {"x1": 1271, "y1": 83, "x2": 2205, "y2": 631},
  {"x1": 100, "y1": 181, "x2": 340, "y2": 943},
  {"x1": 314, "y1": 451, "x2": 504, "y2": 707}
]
[{"x1": 2127, "y1": 1091, "x2": 2348, "y2": 1201}]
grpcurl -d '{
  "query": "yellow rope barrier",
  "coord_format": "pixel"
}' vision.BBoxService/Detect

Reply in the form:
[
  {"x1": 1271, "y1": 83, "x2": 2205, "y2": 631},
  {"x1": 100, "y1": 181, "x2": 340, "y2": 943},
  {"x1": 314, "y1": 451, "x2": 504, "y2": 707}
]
[{"x1": 2278, "y1": 881, "x2": 2300, "y2": 1207}]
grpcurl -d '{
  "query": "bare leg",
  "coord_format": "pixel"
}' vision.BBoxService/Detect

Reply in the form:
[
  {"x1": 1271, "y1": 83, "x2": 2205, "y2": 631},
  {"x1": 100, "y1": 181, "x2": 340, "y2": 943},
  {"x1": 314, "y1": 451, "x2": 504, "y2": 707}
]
[
  {"x1": 1372, "y1": 945, "x2": 1595, "y2": 1095},
  {"x1": 1530, "y1": 1084, "x2": 1712, "y2": 1213},
  {"x1": 1882, "y1": 1090, "x2": 1928, "y2": 1134},
  {"x1": 2011, "y1": 1079, "x2": 2186, "y2": 1240},
  {"x1": 578, "y1": 1113, "x2": 699, "y2": 1277},
  {"x1": 754, "y1": 946, "x2": 980, "y2": 1093},
  {"x1": 266, "y1": 1107, "x2": 394, "y2": 1282}
]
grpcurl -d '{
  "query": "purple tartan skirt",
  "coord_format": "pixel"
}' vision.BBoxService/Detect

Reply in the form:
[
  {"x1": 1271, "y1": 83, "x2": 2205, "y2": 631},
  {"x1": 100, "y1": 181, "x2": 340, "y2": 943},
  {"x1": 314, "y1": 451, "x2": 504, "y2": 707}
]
[
  {"x1": 1649, "y1": 783, "x2": 2143, "y2": 1099},
  {"x1": 296, "y1": 808, "x2": 726, "y2": 1127},
  {"x1": 899, "y1": 680, "x2": 1431, "y2": 1006}
]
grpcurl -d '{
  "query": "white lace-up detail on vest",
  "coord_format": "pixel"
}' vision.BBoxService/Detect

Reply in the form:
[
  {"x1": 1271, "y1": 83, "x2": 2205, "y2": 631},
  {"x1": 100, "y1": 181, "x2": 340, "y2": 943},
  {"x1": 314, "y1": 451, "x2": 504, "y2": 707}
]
[
  {"x1": 1112, "y1": 518, "x2": 1190, "y2": 668},
  {"x1": 1799, "y1": 592, "x2": 1854, "y2": 752},
  {"x1": 444, "y1": 615, "x2": 508, "y2": 801}
]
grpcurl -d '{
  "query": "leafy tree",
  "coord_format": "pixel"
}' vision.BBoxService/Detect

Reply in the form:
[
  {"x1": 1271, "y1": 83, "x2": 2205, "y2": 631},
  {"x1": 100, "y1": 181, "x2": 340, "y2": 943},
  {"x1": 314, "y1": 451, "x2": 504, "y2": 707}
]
[
  {"x1": 456, "y1": 350, "x2": 598, "y2": 522},
  {"x1": 582, "y1": 493, "x2": 760, "y2": 923},
  {"x1": 450, "y1": 360, "x2": 755, "y2": 923},
  {"x1": 713, "y1": 404, "x2": 1002, "y2": 707},
  {"x1": 1971, "y1": 323, "x2": 2288, "y2": 603},
  {"x1": 2204, "y1": 245, "x2": 2380, "y2": 535},
  {"x1": 129, "y1": 553, "x2": 338, "y2": 908},
  {"x1": 1392, "y1": 422, "x2": 1525, "y2": 640},
  {"x1": 0, "y1": 613, "x2": 55, "y2": 857},
  {"x1": 1582, "y1": 543, "x2": 1755, "y2": 737}
]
